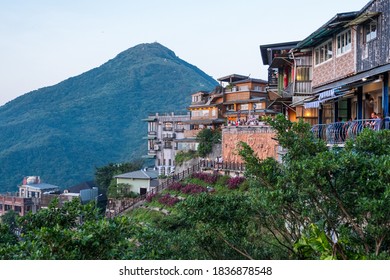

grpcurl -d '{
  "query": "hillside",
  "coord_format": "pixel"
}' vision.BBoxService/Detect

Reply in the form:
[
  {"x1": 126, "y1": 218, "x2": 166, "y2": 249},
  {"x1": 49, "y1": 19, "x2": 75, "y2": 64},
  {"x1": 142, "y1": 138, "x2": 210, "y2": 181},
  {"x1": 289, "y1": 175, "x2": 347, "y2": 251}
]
[{"x1": 0, "y1": 42, "x2": 218, "y2": 192}]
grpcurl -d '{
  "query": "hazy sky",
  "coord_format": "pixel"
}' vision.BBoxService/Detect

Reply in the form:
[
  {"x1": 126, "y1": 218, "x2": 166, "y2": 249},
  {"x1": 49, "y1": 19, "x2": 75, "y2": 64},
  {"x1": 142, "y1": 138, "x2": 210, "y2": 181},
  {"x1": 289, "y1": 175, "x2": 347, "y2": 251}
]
[{"x1": 0, "y1": 0, "x2": 370, "y2": 106}]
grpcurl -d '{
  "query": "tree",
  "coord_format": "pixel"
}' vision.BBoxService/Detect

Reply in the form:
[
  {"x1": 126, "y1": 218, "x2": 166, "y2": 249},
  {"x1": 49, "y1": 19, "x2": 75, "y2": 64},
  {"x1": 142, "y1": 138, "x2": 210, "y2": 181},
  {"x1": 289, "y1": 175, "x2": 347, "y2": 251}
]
[
  {"x1": 0, "y1": 199, "x2": 137, "y2": 260},
  {"x1": 196, "y1": 128, "x2": 221, "y2": 157},
  {"x1": 239, "y1": 115, "x2": 390, "y2": 259},
  {"x1": 95, "y1": 160, "x2": 143, "y2": 195}
]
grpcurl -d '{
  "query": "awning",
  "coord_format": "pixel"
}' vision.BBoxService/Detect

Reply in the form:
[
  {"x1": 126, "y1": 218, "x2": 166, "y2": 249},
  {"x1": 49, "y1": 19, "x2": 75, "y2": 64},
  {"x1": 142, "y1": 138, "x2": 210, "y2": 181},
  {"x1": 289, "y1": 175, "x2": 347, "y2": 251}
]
[
  {"x1": 319, "y1": 89, "x2": 335, "y2": 100},
  {"x1": 304, "y1": 101, "x2": 320, "y2": 109}
]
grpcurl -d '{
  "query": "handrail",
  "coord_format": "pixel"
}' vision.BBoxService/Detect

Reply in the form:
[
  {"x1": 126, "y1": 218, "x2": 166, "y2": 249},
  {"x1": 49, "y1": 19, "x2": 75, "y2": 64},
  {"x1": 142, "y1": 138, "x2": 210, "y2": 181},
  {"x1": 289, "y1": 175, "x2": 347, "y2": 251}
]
[{"x1": 311, "y1": 117, "x2": 389, "y2": 144}]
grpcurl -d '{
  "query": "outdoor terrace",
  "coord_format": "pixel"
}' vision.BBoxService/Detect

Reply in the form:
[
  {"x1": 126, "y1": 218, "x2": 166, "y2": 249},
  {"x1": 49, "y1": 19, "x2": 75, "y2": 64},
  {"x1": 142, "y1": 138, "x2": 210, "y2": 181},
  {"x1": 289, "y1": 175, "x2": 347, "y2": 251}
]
[{"x1": 311, "y1": 118, "x2": 389, "y2": 146}]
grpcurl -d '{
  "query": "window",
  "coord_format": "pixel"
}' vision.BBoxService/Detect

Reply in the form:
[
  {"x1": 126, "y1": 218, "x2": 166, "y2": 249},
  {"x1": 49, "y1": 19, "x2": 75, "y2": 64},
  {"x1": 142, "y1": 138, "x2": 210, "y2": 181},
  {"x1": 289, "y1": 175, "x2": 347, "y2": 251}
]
[
  {"x1": 253, "y1": 102, "x2": 265, "y2": 110},
  {"x1": 364, "y1": 20, "x2": 377, "y2": 42},
  {"x1": 296, "y1": 67, "x2": 312, "y2": 81},
  {"x1": 337, "y1": 30, "x2": 352, "y2": 55},
  {"x1": 226, "y1": 104, "x2": 235, "y2": 111},
  {"x1": 240, "y1": 104, "x2": 249, "y2": 110},
  {"x1": 314, "y1": 40, "x2": 333, "y2": 65}
]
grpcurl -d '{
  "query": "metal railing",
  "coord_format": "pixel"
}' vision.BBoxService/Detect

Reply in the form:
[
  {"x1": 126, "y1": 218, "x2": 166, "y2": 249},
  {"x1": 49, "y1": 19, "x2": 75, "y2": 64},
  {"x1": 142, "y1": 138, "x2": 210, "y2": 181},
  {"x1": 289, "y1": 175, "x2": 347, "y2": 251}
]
[{"x1": 311, "y1": 118, "x2": 389, "y2": 145}]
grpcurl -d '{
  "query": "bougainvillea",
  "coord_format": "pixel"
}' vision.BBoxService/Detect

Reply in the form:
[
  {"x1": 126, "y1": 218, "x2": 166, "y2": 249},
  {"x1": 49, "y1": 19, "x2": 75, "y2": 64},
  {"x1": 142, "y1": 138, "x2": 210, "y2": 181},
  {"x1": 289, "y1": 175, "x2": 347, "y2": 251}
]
[
  {"x1": 191, "y1": 172, "x2": 219, "y2": 184},
  {"x1": 181, "y1": 184, "x2": 207, "y2": 194},
  {"x1": 158, "y1": 194, "x2": 180, "y2": 206},
  {"x1": 167, "y1": 182, "x2": 183, "y2": 192},
  {"x1": 227, "y1": 176, "x2": 245, "y2": 189},
  {"x1": 145, "y1": 192, "x2": 157, "y2": 202}
]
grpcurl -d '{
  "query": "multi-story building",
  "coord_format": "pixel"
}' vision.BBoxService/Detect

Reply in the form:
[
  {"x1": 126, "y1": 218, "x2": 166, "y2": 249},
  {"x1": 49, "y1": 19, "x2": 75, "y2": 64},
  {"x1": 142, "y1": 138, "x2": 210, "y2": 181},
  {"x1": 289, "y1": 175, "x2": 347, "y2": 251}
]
[
  {"x1": 217, "y1": 74, "x2": 274, "y2": 122},
  {"x1": 0, "y1": 176, "x2": 61, "y2": 216},
  {"x1": 186, "y1": 74, "x2": 276, "y2": 129},
  {"x1": 142, "y1": 112, "x2": 193, "y2": 175},
  {"x1": 260, "y1": 0, "x2": 390, "y2": 145},
  {"x1": 260, "y1": 41, "x2": 315, "y2": 124},
  {"x1": 296, "y1": 0, "x2": 389, "y2": 126}
]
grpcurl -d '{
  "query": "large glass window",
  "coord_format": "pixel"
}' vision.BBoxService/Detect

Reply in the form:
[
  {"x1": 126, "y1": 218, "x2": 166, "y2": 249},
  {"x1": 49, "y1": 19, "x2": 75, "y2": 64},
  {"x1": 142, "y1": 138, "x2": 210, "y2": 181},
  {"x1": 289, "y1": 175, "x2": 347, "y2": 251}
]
[
  {"x1": 337, "y1": 30, "x2": 352, "y2": 55},
  {"x1": 315, "y1": 40, "x2": 333, "y2": 65}
]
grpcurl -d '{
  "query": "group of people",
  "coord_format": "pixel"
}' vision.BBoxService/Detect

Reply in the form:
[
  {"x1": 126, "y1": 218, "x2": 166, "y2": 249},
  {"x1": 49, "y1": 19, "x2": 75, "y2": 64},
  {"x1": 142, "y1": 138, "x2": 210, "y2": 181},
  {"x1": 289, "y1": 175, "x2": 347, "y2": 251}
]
[
  {"x1": 226, "y1": 119, "x2": 263, "y2": 127},
  {"x1": 365, "y1": 112, "x2": 383, "y2": 130},
  {"x1": 323, "y1": 112, "x2": 384, "y2": 143}
]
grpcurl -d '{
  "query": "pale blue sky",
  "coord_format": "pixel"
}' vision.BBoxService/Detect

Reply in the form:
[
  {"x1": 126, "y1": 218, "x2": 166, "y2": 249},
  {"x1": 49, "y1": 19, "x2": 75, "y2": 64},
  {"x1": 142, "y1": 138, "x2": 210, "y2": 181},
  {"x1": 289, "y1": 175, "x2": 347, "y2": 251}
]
[{"x1": 0, "y1": 0, "x2": 370, "y2": 105}]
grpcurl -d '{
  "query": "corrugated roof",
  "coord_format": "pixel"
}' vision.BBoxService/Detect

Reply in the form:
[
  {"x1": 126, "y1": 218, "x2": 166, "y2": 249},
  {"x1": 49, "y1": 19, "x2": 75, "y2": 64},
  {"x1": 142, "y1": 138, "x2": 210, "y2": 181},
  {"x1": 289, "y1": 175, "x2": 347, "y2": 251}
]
[
  {"x1": 114, "y1": 169, "x2": 158, "y2": 180},
  {"x1": 259, "y1": 41, "x2": 300, "y2": 65},
  {"x1": 296, "y1": 12, "x2": 359, "y2": 49},
  {"x1": 217, "y1": 74, "x2": 249, "y2": 83}
]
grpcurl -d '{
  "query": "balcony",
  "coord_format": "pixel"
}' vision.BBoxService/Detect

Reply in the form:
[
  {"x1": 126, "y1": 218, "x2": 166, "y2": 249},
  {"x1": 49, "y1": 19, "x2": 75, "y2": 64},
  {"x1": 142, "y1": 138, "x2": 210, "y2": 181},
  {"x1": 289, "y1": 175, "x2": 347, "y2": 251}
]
[
  {"x1": 162, "y1": 133, "x2": 176, "y2": 141},
  {"x1": 311, "y1": 118, "x2": 389, "y2": 145},
  {"x1": 163, "y1": 144, "x2": 173, "y2": 149},
  {"x1": 174, "y1": 127, "x2": 185, "y2": 133}
]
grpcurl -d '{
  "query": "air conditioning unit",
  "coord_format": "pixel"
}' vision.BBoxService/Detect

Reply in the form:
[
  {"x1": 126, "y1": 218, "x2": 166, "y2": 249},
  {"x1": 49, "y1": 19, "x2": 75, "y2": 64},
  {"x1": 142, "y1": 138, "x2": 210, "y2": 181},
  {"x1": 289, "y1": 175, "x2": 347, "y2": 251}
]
[{"x1": 154, "y1": 145, "x2": 160, "y2": 151}]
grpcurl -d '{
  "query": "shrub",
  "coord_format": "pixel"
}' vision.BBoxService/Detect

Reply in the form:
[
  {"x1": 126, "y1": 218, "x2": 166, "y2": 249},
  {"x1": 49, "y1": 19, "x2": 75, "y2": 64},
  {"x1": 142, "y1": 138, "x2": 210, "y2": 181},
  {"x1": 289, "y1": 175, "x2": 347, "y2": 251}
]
[
  {"x1": 158, "y1": 194, "x2": 180, "y2": 207},
  {"x1": 175, "y1": 150, "x2": 197, "y2": 166},
  {"x1": 146, "y1": 192, "x2": 157, "y2": 202},
  {"x1": 181, "y1": 184, "x2": 207, "y2": 195},
  {"x1": 227, "y1": 177, "x2": 246, "y2": 190},
  {"x1": 167, "y1": 182, "x2": 183, "y2": 192},
  {"x1": 191, "y1": 172, "x2": 219, "y2": 184}
]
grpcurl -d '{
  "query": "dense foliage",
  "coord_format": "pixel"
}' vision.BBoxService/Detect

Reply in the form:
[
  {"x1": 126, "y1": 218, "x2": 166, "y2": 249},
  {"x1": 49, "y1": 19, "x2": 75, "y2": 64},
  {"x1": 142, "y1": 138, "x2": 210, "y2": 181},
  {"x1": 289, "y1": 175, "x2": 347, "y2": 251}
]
[
  {"x1": 95, "y1": 160, "x2": 143, "y2": 195},
  {"x1": 1, "y1": 115, "x2": 388, "y2": 259},
  {"x1": 196, "y1": 128, "x2": 221, "y2": 157},
  {"x1": 239, "y1": 115, "x2": 390, "y2": 259},
  {"x1": 0, "y1": 42, "x2": 217, "y2": 192}
]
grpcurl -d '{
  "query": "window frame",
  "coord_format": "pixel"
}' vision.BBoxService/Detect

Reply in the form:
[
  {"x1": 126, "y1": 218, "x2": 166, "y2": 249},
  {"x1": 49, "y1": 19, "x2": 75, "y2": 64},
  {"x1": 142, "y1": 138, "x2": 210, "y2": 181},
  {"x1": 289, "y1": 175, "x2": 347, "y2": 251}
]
[
  {"x1": 336, "y1": 29, "x2": 352, "y2": 56},
  {"x1": 364, "y1": 19, "x2": 377, "y2": 43},
  {"x1": 314, "y1": 39, "x2": 333, "y2": 65}
]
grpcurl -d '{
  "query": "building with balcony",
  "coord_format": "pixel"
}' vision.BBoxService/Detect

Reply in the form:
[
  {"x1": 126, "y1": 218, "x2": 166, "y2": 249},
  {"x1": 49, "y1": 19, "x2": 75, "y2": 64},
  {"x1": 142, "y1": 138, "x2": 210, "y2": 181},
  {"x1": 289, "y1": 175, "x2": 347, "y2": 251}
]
[
  {"x1": 0, "y1": 176, "x2": 62, "y2": 216},
  {"x1": 142, "y1": 112, "x2": 194, "y2": 175},
  {"x1": 260, "y1": 41, "x2": 315, "y2": 124},
  {"x1": 260, "y1": 0, "x2": 390, "y2": 146}
]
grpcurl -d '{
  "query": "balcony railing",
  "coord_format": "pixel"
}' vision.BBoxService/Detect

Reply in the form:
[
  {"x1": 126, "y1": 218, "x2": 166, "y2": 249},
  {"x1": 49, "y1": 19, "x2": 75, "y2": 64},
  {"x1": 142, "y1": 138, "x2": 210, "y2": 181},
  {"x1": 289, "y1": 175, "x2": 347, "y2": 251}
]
[{"x1": 311, "y1": 118, "x2": 389, "y2": 145}]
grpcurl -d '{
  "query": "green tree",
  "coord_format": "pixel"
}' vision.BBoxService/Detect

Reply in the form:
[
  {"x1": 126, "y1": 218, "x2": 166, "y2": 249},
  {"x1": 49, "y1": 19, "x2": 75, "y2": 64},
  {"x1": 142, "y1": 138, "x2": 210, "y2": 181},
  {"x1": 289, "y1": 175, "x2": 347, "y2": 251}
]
[
  {"x1": 239, "y1": 115, "x2": 390, "y2": 259},
  {"x1": 95, "y1": 159, "x2": 143, "y2": 195},
  {"x1": 196, "y1": 128, "x2": 221, "y2": 157},
  {"x1": 0, "y1": 199, "x2": 136, "y2": 260}
]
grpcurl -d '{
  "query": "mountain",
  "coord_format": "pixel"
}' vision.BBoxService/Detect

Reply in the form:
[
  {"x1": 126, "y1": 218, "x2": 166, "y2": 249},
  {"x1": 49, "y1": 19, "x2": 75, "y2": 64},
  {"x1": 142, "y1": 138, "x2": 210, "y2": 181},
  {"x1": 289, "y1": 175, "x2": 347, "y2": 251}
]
[{"x1": 0, "y1": 42, "x2": 218, "y2": 192}]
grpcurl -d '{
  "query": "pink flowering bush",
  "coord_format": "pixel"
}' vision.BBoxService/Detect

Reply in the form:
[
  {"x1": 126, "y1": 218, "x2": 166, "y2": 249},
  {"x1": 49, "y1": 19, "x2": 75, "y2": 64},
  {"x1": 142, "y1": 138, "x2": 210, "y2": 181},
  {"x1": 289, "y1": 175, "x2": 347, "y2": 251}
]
[
  {"x1": 191, "y1": 172, "x2": 219, "y2": 184},
  {"x1": 146, "y1": 192, "x2": 157, "y2": 202},
  {"x1": 158, "y1": 194, "x2": 180, "y2": 207},
  {"x1": 227, "y1": 177, "x2": 245, "y2": 190},
  {"x1": 181, "y1": 184, "x2": 207, "y2": 194},
  {"x1": 167, "y1": 182, "x2": 183, "y2": 192}
]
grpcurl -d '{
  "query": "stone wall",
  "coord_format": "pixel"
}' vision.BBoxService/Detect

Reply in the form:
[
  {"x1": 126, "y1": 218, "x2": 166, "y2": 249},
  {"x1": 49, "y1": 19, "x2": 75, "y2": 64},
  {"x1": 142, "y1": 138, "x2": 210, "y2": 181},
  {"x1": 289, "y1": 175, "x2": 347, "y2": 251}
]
[{"x1": 222, "y1": 126, "x2": 279, "y2": 163}]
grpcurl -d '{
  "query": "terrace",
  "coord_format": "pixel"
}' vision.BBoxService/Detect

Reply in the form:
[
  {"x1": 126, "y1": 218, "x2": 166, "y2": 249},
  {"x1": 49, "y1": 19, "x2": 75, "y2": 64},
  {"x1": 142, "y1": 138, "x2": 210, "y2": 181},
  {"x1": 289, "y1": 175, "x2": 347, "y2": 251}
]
[{"x1": 311, "y1": 118, "x2": 390, "y2": 145}]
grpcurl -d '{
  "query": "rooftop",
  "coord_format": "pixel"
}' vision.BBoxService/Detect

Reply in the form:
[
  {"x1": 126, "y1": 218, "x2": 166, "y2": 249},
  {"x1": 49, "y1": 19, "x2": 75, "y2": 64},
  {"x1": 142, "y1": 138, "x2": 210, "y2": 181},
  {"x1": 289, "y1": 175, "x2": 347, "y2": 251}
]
[{"x1": 114, "y1": 169, "x2": 158, "y2": 180}]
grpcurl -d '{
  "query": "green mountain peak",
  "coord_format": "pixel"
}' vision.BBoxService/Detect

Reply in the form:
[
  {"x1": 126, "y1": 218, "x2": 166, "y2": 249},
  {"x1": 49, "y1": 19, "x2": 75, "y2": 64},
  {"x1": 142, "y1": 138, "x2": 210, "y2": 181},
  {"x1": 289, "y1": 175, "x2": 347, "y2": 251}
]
[{"x1": 0, "y1": 42, "x2": 217, "y2": 191}]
